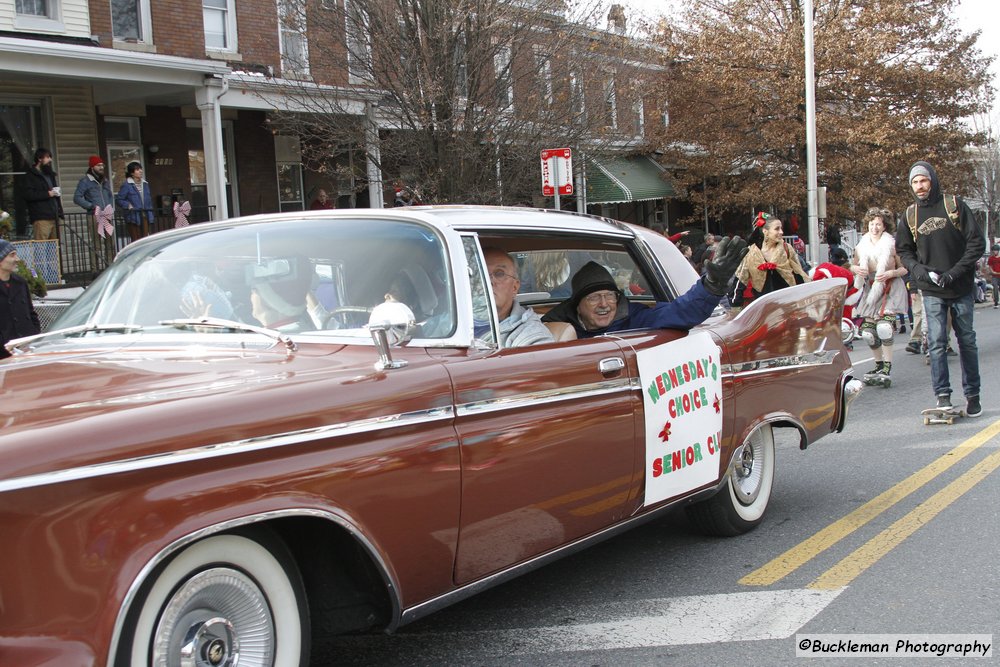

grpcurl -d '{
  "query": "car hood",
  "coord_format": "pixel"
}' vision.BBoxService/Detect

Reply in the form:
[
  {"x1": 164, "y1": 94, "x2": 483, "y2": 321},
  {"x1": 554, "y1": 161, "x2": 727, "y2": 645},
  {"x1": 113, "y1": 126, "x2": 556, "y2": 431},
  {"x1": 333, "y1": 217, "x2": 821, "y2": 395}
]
[{"x1": 0, "y1": 342, "x2": 451, "y2": 485}]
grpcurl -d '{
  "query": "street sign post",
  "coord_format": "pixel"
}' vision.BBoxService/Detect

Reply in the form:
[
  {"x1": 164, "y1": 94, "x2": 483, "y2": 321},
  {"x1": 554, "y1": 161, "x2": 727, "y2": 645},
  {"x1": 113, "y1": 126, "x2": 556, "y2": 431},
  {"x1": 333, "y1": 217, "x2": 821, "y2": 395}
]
[{"x1": 541, "y1": 148, "x2": 573, "y2": 210}]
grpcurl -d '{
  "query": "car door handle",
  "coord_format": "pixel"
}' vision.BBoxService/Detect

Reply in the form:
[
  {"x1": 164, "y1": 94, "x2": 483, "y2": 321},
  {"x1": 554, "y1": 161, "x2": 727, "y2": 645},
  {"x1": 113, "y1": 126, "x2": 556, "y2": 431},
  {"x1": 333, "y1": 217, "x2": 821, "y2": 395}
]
[{"x1": 599, "y1": 357, "x2": 625, "y2": 377}]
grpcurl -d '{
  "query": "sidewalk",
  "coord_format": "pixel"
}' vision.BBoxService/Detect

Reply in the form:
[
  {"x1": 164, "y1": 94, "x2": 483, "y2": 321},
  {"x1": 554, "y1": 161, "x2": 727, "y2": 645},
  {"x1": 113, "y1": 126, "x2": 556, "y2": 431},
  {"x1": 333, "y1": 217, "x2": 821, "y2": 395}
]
[{"x1": 41, "y1": 286, "x2": 85, "y2": 302}]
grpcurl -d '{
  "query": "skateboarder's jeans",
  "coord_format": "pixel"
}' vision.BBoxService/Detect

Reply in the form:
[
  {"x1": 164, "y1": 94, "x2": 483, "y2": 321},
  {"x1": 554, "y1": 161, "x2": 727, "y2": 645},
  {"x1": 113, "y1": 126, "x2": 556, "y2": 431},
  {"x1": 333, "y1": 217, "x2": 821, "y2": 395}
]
[{"x1": 925, "y1": 292, "x2": 980, "y2": 399}]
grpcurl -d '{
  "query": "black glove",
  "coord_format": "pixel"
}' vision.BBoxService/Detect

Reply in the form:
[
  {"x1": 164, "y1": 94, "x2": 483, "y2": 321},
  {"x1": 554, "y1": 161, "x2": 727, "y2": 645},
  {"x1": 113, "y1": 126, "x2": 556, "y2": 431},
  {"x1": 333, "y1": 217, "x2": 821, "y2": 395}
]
[
  {"x1": 938, "y1": 269, "x2": 957, "y2": 288},
  {"x1": 703, "y1": 236, "x2": 749, "y2": 296},
  {"x1": 909, "y1": 264, "x2": 930, "y2": 284}
]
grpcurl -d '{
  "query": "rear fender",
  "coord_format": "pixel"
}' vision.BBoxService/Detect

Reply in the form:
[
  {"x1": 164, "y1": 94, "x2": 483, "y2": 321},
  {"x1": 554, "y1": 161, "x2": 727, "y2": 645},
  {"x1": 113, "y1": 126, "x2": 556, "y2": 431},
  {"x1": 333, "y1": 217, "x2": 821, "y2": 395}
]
[{"x1": 705, "y1": 279, "x2": 853, "y2": 450}]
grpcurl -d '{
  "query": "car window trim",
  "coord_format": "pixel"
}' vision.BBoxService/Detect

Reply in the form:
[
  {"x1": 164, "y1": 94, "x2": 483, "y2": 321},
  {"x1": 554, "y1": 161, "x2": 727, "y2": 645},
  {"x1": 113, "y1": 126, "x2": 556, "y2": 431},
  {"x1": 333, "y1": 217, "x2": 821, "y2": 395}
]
[{"x1": 459, "y1": 233, "x2": 500, "y2": 349}]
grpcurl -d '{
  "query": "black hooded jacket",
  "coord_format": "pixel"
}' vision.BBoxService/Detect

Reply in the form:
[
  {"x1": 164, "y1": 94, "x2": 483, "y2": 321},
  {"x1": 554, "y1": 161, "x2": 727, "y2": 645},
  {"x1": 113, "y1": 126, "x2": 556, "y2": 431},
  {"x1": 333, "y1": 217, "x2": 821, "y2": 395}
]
[
  {"x1": 0, "y1": 273, "x2": 40, "y2": 358},
  {"x1": 896, "y1": 161, "x2": 985, "y2": 299},
  {"x1": 21, "y1": 165, "x2": 63, "y2": 222}
]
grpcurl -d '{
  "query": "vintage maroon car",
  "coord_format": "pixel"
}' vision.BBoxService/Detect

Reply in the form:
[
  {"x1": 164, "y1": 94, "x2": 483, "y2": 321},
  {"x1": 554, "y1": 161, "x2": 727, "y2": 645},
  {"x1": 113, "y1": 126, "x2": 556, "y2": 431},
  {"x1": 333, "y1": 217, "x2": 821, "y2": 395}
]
[{"x1": 0, "y1": 207, "x2": 859, "y2": 666}]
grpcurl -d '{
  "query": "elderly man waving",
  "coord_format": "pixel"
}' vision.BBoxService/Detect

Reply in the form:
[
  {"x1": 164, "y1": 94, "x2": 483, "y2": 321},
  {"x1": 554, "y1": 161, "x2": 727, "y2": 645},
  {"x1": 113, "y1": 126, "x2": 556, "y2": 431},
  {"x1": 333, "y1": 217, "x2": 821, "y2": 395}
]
[{"x1": 543, "y1": 237, "x2": 748, "y2": 338}]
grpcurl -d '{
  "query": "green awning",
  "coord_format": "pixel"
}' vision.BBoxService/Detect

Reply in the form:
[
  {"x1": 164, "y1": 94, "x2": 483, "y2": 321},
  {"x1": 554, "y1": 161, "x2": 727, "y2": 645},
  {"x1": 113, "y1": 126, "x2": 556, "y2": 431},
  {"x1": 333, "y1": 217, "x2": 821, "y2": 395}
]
[{"x1": 586, "y1": 155, "x2": 676, "y2": 204}]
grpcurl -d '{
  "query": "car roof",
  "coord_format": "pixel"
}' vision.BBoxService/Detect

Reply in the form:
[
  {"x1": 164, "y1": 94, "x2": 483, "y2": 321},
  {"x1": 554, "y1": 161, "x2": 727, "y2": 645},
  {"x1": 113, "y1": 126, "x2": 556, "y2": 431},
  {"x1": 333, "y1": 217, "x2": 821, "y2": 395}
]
[
  {"x1": 405, "y1": 206, "x2": 635, "y2": 237},
  {"x1": 167, "y1": 206, "x2": 632, "y2": 236}
]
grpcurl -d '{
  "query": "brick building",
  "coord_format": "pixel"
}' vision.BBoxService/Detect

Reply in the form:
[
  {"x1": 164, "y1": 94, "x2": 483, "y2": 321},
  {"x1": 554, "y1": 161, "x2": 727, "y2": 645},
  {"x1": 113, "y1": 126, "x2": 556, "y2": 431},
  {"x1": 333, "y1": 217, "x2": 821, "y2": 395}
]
[{"x1": 1, "y1": 0, "x2": 676, "y2": 280}]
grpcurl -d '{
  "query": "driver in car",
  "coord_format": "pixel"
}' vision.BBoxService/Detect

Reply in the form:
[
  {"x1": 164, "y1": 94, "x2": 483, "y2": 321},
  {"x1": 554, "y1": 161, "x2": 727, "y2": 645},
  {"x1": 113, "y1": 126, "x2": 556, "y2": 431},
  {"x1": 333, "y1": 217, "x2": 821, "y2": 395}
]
[{"x1": 543, "y1": 237, "x2": 748, "y2": 338}]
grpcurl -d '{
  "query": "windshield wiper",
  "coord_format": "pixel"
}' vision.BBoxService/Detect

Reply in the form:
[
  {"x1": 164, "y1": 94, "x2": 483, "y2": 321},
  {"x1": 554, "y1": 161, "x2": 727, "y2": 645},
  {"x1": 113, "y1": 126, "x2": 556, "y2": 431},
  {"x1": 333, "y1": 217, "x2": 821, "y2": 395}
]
[
  {"x1": 6, "y1": 322, "x2": 145, "y2": 352},
  {"x1": 159, "y1": 317, "x2": 296, "y2": 351}
]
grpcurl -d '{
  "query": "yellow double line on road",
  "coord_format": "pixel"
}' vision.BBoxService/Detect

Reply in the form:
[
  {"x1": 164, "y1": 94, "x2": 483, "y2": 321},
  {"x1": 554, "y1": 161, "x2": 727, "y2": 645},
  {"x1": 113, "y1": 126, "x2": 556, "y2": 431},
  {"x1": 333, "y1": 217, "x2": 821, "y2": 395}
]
[{"x1": 741, "y1": 419, "x2": 1000, "y2": 589}]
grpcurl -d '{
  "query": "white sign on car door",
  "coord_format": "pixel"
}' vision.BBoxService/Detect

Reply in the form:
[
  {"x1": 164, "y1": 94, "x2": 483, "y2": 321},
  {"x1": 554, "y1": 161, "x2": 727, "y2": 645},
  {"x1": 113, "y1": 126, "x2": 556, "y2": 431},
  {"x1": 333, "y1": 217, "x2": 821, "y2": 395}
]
[{"x1": 637, "y1": 331, "x2": 724, "y2": 506}]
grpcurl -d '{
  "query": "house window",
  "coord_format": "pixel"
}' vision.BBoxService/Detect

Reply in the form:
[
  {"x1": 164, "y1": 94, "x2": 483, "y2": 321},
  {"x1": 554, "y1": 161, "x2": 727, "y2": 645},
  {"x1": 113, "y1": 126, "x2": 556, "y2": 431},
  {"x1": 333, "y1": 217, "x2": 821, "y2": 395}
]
[
  {"x1": 569, "y1": 69, "x2": 585, "y2": 118},
  {"x1": 397, "y1": 15, "x2": 420, "y2": 85},
  {"x1": 204, "y1": 0, "x2": 237, "y2": 52},
  {"x1": 187, "y1": 120, "x2": 237, "y2": 220},
  {"x1": 455, "y1": 34, "x2": 468, "y2": 98},
  {"x1": 345, "y1": 0, "x2": 371, "y2": 83},
  {"x1": 104, "y1": 117, "x2": 142, "y2": 195},
  {"x1": 15, "y1": 0, "x2": 64, "y2": 30},
  {"x1": 112, "y1": 0, "x2": 152, "y2": 42},
  {"x1": 16, "y1": 0, "x2": 51, "y2": 17},
  {"x1": 603, "y1": 72, "x2": 617, "y2": 129},
  {"x1": 0, "y1": 100, "x2": 50, "y2": 236},
  {"x1": 661, "y1": 100, "x2": 670, "y2": 127},
  {"x1": 535, "y1": 51, "x2": 553, "y2": 107},
  {"x1": 279, "y1": 0, "x2": 310, "y2": 77},
  {"x1": 494, "y1": 47, "x2": 513, "y2": 110},
  {"x1": 275, "y1": 135, "x2": 304, "y2": 211},
  {"x1": 633, "y1": 98, "x2": 644, "y2": 136}
]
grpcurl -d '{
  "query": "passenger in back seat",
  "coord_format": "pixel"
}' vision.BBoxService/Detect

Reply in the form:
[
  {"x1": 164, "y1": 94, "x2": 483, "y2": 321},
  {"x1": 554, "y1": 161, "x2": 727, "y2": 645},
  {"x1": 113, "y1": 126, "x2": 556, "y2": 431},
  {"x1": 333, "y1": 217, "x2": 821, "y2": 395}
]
[
  {"x1": 482, "y1": 247, "x2": 555, "y2": 348},
  {"x1": 543, "y1": 237, "x2": 748, "y2": 338}
]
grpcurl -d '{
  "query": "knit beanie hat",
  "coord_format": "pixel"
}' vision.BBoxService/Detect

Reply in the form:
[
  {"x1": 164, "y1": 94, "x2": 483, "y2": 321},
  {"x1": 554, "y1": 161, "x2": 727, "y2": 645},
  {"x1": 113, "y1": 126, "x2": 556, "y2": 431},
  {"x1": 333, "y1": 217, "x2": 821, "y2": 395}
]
[
  {"x1": 88, "y1": 155, "x2": 104, "y2": 169},
  {"x1": 570, "y1": 261, "x2": 619, "y2": 306},
  {"x1": 0, "y1": 239, "x2": 15, "y2": 260},
  {"x1": 908, "y1": 164, "x2": 931, "y2": 182}
]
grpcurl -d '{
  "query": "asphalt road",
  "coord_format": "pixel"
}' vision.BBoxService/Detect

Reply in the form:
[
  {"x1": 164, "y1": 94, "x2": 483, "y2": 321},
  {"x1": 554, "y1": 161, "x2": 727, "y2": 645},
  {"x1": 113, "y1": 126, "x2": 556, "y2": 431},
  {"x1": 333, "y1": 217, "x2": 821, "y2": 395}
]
[{"x1": 314, "y1": 304, "x2": 1000, "y2": 666}]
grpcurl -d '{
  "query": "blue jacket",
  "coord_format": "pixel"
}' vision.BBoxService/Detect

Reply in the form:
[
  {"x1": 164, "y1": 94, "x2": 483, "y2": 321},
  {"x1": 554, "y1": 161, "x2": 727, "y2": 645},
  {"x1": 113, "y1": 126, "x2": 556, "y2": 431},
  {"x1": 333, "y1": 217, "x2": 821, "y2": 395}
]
[
  {"x1": 543, "y1": 279, "x2": 722, "y2": 338},
  {"x1": 116, "y1": 178, "x2": 155, "y2": 225},
  {"x1": 74, "y1": 172, "x2": 114, "y2": 213}
]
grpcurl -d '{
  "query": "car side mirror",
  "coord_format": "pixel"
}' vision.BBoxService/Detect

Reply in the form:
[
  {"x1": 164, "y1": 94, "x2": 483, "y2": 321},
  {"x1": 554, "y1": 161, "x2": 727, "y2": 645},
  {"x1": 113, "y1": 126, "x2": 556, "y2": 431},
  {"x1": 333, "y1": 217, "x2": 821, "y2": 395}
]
[{"x1": 367, "y1": 301, "x2": 415, "y2": 370}]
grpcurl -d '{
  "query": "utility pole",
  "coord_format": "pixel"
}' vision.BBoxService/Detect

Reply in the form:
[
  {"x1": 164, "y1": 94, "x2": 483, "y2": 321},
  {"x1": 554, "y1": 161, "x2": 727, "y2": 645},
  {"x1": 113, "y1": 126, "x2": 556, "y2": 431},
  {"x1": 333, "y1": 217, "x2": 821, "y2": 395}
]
[{"x1": 804, "y1": 0, "x2": 820, "y2": 265}]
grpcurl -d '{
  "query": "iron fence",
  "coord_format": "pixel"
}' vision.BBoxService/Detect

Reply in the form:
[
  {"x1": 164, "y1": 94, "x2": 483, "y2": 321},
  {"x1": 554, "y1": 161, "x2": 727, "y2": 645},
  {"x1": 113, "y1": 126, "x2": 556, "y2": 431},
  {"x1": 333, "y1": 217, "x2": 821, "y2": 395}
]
[{"x1": 50, "y1": 206, "x2": 216, "y2": 286}]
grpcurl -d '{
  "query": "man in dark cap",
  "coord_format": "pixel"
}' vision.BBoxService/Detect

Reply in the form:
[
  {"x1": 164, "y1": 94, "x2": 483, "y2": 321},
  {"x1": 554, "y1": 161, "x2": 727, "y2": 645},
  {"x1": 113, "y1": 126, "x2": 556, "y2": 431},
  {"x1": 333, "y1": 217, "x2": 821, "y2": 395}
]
[
  {"x1": 543, "y1": 237, "x2": 748, "y2": 338},
  {"x1": 897, "y1": 160, "x2": 985, "y2": 417},
  {"x1": 0, "y1": 239, "x2": 41, "y2": 359}
]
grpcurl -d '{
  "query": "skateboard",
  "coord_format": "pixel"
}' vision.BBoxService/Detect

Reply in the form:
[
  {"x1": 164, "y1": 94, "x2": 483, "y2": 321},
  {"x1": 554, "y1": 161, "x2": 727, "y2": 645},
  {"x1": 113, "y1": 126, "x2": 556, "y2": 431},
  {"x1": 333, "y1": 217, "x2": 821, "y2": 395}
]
[
  {"x1": 922, "y1": 407, "x2": 962, "y2": 425},
  {"x1": 863, "y1": 373, "x2": 891, "y2": 388}
]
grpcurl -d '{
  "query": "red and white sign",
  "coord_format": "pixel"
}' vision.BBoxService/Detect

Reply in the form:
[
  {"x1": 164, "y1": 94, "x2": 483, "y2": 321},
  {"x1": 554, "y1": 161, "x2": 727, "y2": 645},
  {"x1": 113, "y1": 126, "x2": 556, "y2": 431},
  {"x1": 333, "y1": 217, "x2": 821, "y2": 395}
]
[{"x1": 540, "y1": 148, "x2": 573, "y2": 196}]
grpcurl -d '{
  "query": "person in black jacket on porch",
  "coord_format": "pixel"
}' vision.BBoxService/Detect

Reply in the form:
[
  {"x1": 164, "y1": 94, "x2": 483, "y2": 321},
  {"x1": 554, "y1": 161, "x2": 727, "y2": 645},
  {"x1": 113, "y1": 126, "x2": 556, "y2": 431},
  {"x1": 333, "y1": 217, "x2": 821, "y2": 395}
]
[{"x1": 21, "y1": 148, "x2": 63, "y2": 241}]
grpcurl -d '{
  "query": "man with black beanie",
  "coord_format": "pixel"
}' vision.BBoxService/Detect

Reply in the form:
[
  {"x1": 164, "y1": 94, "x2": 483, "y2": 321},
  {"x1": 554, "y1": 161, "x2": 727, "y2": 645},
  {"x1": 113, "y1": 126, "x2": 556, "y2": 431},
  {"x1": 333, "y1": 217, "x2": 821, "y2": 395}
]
[
  {"x1": 543, "y1": 237, "x2": 748, "y2": 338},
  {"x1": 896, "y1": 160, "x2": 985, "y2": 417},
  {"x1": 0, "y1": 239, "x2": 41, "y2": 359}
]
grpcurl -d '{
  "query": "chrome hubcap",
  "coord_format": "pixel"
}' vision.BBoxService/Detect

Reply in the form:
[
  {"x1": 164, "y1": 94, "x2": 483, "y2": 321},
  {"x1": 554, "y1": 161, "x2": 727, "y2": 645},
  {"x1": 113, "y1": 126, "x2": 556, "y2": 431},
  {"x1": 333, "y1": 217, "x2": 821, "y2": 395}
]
[
  {"x1": 732, "y1": 434, "x2": 765, "y2": 505},
  {"x1": 153, "y1": 568, "x2": 275, "y2": 667},
  {"x1": 180, "y1": 617, "x2": 237, "y2": 667}
]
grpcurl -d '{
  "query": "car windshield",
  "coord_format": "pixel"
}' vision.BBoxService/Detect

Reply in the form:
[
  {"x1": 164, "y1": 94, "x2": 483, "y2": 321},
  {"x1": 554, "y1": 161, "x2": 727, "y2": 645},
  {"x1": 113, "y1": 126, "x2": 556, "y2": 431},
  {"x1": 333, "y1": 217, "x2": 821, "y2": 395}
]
[{"x1": 53, "y1": 217, "x2": 456, "y2": 340}]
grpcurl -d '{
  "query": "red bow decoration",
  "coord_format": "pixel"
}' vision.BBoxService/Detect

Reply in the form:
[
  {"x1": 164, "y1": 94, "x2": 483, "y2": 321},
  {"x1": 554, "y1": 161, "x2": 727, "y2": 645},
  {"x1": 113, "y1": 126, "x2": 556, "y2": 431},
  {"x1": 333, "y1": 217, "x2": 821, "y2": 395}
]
[
  {"x1": 94, "y1": 205, "x2": 114, "y2": 238},
  {"x1": 658, "y1": 420, "x2": 672, "y2": 443},
  {"x1": 758, "y1": 262, "x2": 777, "y2": 271},
  {"x1": 754, "y1": 212, "x2": 768, "y2": 228},
  {"x1": 173, "y1": 200, "x2": 192, "y2": 228}
]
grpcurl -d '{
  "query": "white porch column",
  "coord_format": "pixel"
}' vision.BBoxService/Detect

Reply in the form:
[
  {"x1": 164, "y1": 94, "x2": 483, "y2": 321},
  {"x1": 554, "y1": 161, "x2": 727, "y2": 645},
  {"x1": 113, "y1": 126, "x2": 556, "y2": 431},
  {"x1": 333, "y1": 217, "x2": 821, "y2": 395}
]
[
  {"x1": 365, "y1": 101, "x2": 384, "y2": 208},
  {"x1": 195, "y1": 75, "x2": 229, "y2": 220}
]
